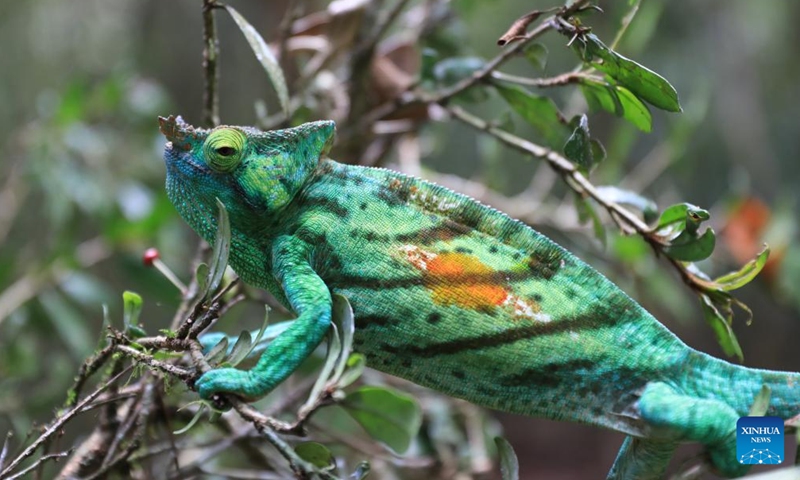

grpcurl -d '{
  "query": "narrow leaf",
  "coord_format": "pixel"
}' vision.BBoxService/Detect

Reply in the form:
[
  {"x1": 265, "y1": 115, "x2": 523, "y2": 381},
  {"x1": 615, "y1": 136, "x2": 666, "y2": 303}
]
[
  {"x1": 575, "y1": 33, "x2": 681, "y2": 112},
  {"x1": 342, "y1": 386, "x2": 422, "y2": 454},
  {"x1": 300, "y1": 322, "x2": 341, "y2": 415},
  {"x1": 226, "y1": 330, "x2": 253, "y2": 367},
  {"x1": 748, "y1": 385, "x2": 771, "y2": 417},
  {"x1": 713, "y1": 246, "x2": 770, "y2": 291},
  {"x1": 495, "y1": 437, "x2": 520, "y2": 480},
  {"x1": 195, "y1": 263, "x2": 209, "y2": 296},
  {"x1": 338, "y1": 353, "x2": 366, "y2": 388},
  {"x1": 494, "y1": 83, "x2": 570, "y2": 148},
  {"x1": 580, "y1": 80, "x2": 652, "y2": 132},
  {"x1": 225, "y1": 6, "x2": 290, "y2": 118},
  {"x1": 174, "y1": 403, "x2": 207, "y2": 434},
  {"x1": 295, "y1": 442, "x2": 335, "y2": 469},
  {"x1": 204, "y1": 337, "x2": 229, "y2": 365},
  {"x1": 699, "y1": 294, "x2": 743, "y2": 361},
  {"x1": 203, "y1": 199, "x2": 231, "y2": 300},
  {"x1": 331, "y1": 294, "x2": 355, "y2": 383}
]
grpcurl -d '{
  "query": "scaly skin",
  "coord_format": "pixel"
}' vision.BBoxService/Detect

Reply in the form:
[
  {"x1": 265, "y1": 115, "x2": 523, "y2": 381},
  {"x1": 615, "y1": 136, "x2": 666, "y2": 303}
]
[{"x1": 159, "y1": 116, "x2": 799, "y2": 479}]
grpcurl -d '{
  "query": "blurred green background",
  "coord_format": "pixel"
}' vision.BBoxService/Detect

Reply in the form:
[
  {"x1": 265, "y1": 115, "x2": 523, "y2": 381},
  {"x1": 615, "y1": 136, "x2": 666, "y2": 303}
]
[{"x1": 1, "y1": 1, "x2": 799, "y2": 478}]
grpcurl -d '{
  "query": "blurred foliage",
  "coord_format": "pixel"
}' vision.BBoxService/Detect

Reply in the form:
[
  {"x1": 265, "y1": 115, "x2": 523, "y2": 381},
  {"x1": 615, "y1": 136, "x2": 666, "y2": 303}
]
[{"x1": 1, "y1": 0, "x2": 799, "y2": 479}]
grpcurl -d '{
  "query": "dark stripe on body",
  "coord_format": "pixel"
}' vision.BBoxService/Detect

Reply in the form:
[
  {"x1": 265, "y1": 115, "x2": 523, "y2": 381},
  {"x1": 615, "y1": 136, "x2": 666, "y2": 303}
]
[{"x1": 390, "y1": 310, "x2": 630, "y2": 358}]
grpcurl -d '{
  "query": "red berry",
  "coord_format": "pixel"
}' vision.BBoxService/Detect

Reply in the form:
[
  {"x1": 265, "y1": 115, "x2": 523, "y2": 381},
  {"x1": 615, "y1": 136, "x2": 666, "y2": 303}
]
[{"x1": 143, "y1": 248, "x2": 160, "y2": 266}]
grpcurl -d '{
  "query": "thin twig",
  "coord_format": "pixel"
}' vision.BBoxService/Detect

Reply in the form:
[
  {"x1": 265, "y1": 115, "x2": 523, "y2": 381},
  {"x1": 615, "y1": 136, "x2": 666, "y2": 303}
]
[
  {"x1": 5, "y1": 451, "x2": 72, "y2": 480},
  {"x1": 202, "y1": 0, "x2": 220, "y2": 127},
  {"x1": 490, "y1": 70, "x2": 588, "y2": 88},
  {"x1": 0, "y1": 367, "x2": 132, "y2": 478},
  {"x1": 115, "y1": 345, "x2": 193, "y2": 381},
  {"x1": 64, "y1": 343, "x2": 115, "y2": 409}
]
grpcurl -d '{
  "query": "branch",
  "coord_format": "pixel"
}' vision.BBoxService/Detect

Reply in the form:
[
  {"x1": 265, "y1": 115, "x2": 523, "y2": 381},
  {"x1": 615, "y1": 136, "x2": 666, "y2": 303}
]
[
  {"x1": 202, "y1": 0, "x2": 220, "y2": 127},
  {"x1": 0, "y1": 367, "x2": 132, "y2": 478},
  {"x1": 444, "y1": 105, "x2": 707, "y2": 294}
]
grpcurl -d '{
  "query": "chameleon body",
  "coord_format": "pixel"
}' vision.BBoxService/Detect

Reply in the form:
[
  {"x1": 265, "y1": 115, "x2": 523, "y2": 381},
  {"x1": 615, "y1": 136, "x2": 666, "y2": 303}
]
[{"x1": 159, "y1": 116, "x2": 799, "y2": 479}]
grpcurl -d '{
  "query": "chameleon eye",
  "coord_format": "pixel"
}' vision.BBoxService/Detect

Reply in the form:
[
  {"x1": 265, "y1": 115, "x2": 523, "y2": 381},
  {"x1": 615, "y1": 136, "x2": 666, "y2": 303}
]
[{"x1": 203, "y1": 128, "x2": 246, "y2": 172}]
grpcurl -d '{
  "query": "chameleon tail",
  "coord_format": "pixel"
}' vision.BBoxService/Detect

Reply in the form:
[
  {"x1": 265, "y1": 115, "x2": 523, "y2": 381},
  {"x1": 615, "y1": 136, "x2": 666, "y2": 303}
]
[{"x1": 684, "y1": 350, "x2": 800, "y2": 419}]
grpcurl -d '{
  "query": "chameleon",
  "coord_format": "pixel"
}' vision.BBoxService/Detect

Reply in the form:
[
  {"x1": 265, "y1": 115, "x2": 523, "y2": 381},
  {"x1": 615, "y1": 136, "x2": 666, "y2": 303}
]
[{"x1": 159, "y1": 115, "x2": 799, "y2": 479}]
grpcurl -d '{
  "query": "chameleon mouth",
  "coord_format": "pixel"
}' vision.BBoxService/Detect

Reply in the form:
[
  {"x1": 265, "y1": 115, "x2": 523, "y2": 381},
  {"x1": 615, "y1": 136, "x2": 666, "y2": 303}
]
[{"x1": 158, "y1": 115, "x2": 201, "y2": 151}]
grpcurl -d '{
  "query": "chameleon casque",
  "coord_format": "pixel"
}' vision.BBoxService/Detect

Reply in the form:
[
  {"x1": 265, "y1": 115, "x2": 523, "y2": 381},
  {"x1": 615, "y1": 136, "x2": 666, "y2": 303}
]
[{"x1": 159, "y1": 115, "x2": 799, "y2": 479}]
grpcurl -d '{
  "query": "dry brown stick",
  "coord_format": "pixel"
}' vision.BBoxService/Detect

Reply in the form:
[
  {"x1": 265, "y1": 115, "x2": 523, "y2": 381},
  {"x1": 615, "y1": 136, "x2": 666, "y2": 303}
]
[{"x1": 0, "y1": 367, "x2": 132, "y2": 479}]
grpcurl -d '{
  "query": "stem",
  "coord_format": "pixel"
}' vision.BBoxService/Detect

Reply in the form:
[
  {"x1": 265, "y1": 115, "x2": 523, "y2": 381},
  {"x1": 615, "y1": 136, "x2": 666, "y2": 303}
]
[{"x1": 202, "y1": 0, "x2": 220, "y2": 128}]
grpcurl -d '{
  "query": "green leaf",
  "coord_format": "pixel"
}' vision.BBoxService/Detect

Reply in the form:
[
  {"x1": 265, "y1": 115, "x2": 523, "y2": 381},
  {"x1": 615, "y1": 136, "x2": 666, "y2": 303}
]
[
  {"x1": 300, "y1": 322, "x2": 342, "y2": 415},
  {"x1": 352, "y1": 461, "x2": 371, "y2": 480},
  {"x1": 663, "y1": 228, "x2": 716, "y2": 262},
  {"x1": 205, "y1": 336, "x2": 229, "y2": 366},
  {"x1": 195, "y1": 263, "x2": 209, "y2": 296},
  {"x1": 712, "y1": 246, "x2": 770, "y2": 291},
  {"x1": 494, "y1": 83, "x2": 570, "y2": 149},
  {"x1": 495, "y1": 437, "x2": 520, "y2": 480},
  {"x1": 338, "y1": 353, "x2": 366, "y2": 388},
  {"x1": 331, "y1": 294, "x2": 355, "y2": 383},
  {"x1": 432, "y1": 57, "x2": 489, "y2": 102},
  {"x1": 523, "y1": 43, "x2": 548, "y2": 70},
  {"x1": 580, "y1": 80, "x2": 652, "y2": 132},
  {"x1": 575, "y1": 33, "x2": 681, "y2": 112},
  {"x1": 564, "y1": 114, "x2": 594, "y2": 171},
  {"x1": 590, "y1": 138, "x2": 607, "y2": 165},
  {"x1": 294, "y1": 441, "x2": 335, "y2": 469},
  {"x1": 595, "y1": 186, "x2": 658, "y2": 223},
  {"x1": 203, "y1": 199, "x2": 231, "y2": 301},
  {"x1": 174, "y1": 402, "x2": 207, "y2": 434},
  {"x1": 225, "y1": 5, "x2": 290, "y2": 118},
  {"x1": 699, "y1": 294, "x2": 743, "y2": 361},
  {"x1": 122, "y1": 290, "x2": 143, "y2": 331},
  {"x1": 342, "y1": 386, "x2": 422, "y2": 454},
  {"x1": 225, "y1": 330, "x2": 252, "y2": 367},
  {"x1": 748, "y1": 385, "x2": 771, "y2": 417}
]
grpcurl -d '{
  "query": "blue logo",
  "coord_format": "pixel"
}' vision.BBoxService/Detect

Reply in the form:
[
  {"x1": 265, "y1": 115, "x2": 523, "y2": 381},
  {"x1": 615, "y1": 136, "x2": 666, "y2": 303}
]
[{"x1": 736, "y1": 416, "x2": 784, "y2": 465}]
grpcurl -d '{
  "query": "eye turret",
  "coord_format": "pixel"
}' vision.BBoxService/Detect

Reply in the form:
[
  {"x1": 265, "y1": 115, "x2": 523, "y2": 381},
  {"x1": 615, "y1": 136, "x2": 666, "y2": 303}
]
[{"x1": 203, "y1": 128, "x2": 246, "y2": 172}]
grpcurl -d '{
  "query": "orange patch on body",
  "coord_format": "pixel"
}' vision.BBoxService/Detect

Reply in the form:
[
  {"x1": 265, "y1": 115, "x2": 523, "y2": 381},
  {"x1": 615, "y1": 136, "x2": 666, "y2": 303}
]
[
  {"x1": 400, "y1": 246, "x2": 545, "y2": 319},
  {"x1": 426, "y1": 252, "x2": 507, "y2": 309}
]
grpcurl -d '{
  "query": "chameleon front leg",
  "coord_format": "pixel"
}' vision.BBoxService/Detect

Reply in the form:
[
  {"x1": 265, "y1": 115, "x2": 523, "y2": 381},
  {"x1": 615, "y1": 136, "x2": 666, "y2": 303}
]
[{"x1": 194, "y1": 235, "x2": 332, "y2": 402}]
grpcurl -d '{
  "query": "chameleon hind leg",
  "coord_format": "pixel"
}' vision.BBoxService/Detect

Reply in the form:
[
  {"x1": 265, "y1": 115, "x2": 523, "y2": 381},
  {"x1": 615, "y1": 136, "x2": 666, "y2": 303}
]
[{"x1": 635, "y1": 382, "x2": 747, "y2": 478}]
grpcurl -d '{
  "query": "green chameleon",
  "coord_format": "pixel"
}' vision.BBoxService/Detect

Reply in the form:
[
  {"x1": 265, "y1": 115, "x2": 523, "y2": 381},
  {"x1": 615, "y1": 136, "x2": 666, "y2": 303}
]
[{"x1": 159, "y1": 115, "x2": 799, "y2": 479}]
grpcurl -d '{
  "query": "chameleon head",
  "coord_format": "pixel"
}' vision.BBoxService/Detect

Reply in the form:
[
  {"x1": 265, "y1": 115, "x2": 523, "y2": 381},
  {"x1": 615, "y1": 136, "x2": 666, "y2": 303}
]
[{"x1": 158, "y1": 115, "x2": 335, "y2": 243}]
